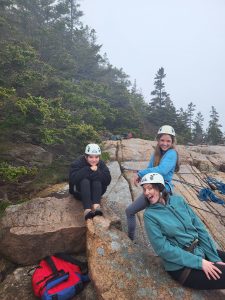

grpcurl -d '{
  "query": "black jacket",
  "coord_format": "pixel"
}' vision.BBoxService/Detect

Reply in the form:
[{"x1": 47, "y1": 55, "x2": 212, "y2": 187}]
[{"x1": 69, "y1": 155, "x2": 111, "y2": 193}]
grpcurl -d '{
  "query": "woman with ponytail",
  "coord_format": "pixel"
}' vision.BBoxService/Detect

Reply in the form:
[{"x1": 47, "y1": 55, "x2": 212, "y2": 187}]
[{"x1": 126, "y1": 125, "x2": 179, "y2": 241}]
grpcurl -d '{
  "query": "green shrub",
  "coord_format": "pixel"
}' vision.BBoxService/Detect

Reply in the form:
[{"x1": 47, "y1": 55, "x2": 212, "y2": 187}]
[
  {"x1": 101, "y1": 151, "x2": 110, "y2": 162},
  {"x1": 0, "y1": 201, "x2": 10, "y2": 218},
  {"x1": 0, "y1": 162, "x2": 38, "y2": 183}
]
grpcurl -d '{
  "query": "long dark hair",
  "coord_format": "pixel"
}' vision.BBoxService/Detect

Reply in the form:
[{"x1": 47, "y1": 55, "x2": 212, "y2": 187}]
[
  {"x1": 153, "y1": 134, "x2": 180, "y2": 172},
  {"x1": 151, "y1": 183, "x2": 170, "y2": 204}
]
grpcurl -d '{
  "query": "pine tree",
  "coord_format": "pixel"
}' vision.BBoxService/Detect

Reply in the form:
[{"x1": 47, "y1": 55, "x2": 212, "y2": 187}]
[
  {"x1": 186, "y1": 102, "x2": 196, "y2": 134},
  {"x1": 206, "y1": 106, "x2": 223, "y2": 145},
  {"x1": 192, "y1": 112, "x2": 204, "y2": 144},
  {"x1": 176, "y1": 108, "x2": 192, "y2": 143},
  {"x1": 149, "y1": 67, "x2": 169, "y2": 110},
  {"x1": 148, "y1": 67, "x2": 177, "y2": 127}
]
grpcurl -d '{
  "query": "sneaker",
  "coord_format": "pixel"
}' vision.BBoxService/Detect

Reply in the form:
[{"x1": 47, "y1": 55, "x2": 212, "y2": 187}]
[
  {"x1": 84, "y1": 210, "x2": 95, "y2": 220},
  {"x1": 93, "y1": 208, "x2": 103, "y2": 217}
]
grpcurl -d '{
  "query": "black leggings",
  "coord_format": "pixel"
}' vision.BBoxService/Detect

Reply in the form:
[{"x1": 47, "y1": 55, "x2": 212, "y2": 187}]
[
  {"x1": 76, "y1": 178, "x2": 106, "y2": 209},
  {"x1": 168, "y1": 250, "x2": 225, "y2": 289}
]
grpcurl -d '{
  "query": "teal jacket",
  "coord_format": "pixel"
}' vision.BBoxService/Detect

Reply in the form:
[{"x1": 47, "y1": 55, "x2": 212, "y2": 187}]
[
  {"x1": 144, "y1": 194, "x2": 220, "y2": 271},
  {"x1": 138, "y1": 149, "x2": 177, "y2": 192}
]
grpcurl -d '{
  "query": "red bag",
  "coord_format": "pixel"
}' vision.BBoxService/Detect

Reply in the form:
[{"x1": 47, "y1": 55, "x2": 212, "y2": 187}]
[{"x1": 32, "y1": 253, "x2": 89, "y2": 300}]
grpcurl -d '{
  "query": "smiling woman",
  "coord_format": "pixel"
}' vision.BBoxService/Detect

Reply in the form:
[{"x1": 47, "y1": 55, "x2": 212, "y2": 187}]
[
  {"x1": 142, "y1": 172, "x2": 225, "y2": 290},
  {"x1": 126, "y1": 125, "x2": 179, "y2": 241},
  {"x1": 69, "y1": 143, "x2": 111, "y2": 220}
]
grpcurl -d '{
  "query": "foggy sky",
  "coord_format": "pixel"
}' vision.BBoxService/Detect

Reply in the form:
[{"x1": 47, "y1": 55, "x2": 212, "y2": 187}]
[{"x1": 81, "y1": 0, "x2": 225, "y2": 131}]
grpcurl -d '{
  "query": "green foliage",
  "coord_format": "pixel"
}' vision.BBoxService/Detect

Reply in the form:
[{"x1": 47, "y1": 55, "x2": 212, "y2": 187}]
[
  {"x1": 0, "y1": 162, "x2": 38, "y2": 183},
  {"x1": 0, "y1": 1, "x2": 146, "y2": 145},
  {"x1": 0, "y1": 41, "x2": 52, "y2": 95},
  {"x1": 0, "y1": 201, "x2": 10, "y2": 218},
  {"x1": 64, "y1": 123, "x2": 100, "y2": 154},
  {"x1": 101, "y1": 151, "x2": 110, "y2": 162},
  {"x1": 2, "y1": 0, "x2": 223, "y2": 200},
  {"x1": 192, "y1": 112, "x2": 204, "y2": 144},
  {"x1": 27, "y1": 158, "x2": 69, "y2": 192},
  {"x1": 186, "y1": 102, "x2": 196, "y2": 132},
  {"x1": 148, "y1": 68, "x2": 178, "y2": 129},
  {"x1": 149, "y1": 67, "x2": 169, "y2": 110},
  {"x1": 206, "y1": 106, "x2": 223, "y2": 145}
]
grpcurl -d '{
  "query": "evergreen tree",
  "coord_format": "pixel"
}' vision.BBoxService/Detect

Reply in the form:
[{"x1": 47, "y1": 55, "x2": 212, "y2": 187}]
[
  {"x1": 176, "y1": 108, "x2": 192, "y2": 143},
  {"x1": 206, "y1": 106, "x2": 223, "y2": 145},
  {"x1": 192, "y1": 112, "x2": 204, "y2": 144},
  {"x1": 186, "y1": 102, "x2": 196, "y2": 134},
  {"x1": 149, "y1": 67, "x2": 169, "y2": 110},
  {"x1": 148, "y1": 67, "x2": 177, "y2": 127}
]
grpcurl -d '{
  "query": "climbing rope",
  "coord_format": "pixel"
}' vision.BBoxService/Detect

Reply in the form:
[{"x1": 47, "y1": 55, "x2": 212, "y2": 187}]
[
  {"x1": 121, "y1": 166, "x2": 225, "y2": 205},
  {"x1": 172, "y1": 178, "x2": 203, "y2": 190},
  {"x1": 206, "y1": 177, "x2": 225, "y2": 195},
  {"x1": 188, "y1": 203, "x2": 224, "y2": 217},
  {"x1": 198, "y1": 188, "x2": 225, "y2": 204},
  {"x1": 188, "y1": 203, "x2": 225, "y2": 226},
  {"x1": 174, "y1": 177, "x2": 225, "y2": 225},
  {"x1": 173, "y1": 178, "x2": 225, "y2": 205}
]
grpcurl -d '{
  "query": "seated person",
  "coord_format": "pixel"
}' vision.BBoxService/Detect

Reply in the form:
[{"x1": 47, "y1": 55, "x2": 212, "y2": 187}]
[
  {"x1": 126, "y1": 125, "x2": 179, "y2": 241},
  {"x1": 142, "y1": 172, "x2": 225, "y2": 289},
  {"x1": 69, "y1": 143, "x2": 111, "y2": 220}
]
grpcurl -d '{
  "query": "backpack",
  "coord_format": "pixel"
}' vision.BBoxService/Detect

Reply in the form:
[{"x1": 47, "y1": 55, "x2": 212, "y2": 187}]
[{"x1": 32, "y1": 253, "x2": 90, "y2": 300}]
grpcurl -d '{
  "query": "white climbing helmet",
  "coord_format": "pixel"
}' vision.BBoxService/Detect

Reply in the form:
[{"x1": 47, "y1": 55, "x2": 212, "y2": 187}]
[
  {"x1": 157, "y1": 125, "x2": 175, "y2": 136},
  {"x1": 140, "y1": 173, "x2": 165, "y2": 186},
  {"x1": 85, "y1": 143, "x2": 101, "y2": 155}
]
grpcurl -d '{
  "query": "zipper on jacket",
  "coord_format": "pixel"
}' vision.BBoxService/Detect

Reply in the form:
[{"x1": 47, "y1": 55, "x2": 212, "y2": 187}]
[{"x1": 166, "y1": 205, "x2": 195, "y2": 241}]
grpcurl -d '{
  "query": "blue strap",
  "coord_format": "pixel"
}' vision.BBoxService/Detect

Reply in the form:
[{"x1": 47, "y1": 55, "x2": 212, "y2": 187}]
[
  {"x1": 81, "y1": 274, "x2": 90, "y2": 282},
  {"x1": 45, "y1": 273, "x2": 69, "y2": 291}
]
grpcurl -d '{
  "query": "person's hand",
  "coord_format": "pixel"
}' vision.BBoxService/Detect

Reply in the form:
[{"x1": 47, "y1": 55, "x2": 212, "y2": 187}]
[
  {"x1": 133, "y1": 173, "x2": 141, "y2": 186},
  {"x1": 90, "y1": 165, "x2": 98, "y2": 171},
  {"x1": 202, "y1": 259, "x2": 222, "y2": 280}
]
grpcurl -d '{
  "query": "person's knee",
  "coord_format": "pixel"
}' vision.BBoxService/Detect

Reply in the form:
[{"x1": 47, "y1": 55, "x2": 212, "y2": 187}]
[
  {"x1": 92, "y1": 180, "x2": 101, "y2": 187},
  {"x1": 80, "y1": 178, "x2": 90, "y2": 186},
  {"x1": 125, "y1": 203, "x2": 134, "y2": 217}
]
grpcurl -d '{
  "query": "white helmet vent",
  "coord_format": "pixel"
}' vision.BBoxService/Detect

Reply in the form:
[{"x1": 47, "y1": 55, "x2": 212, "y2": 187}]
[
  {"x1": 157, "y1": 125, "x2": 175, "y2": 136},
  {"x1": 85, "y1": 143, "x2": 101, "y2": 155},
  {"x1": 140, "y1": 172, "x2": 165, "y2": 186}
]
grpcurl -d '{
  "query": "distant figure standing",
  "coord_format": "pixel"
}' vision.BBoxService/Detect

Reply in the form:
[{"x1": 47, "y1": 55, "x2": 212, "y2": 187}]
[
  {"x1": 69, "y1": 144, "x2": 111, "y2": 220},
  {"x1": 126, "y1": 125, "x2": 179, "y2": 240},
  {"x1": 127, "y1": 132, "x2": 133, "y2": 139}
]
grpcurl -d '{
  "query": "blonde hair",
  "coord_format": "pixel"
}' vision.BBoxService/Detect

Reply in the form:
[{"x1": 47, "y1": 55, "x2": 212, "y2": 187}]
[{"x1": 153, "y1": 134, "x2": 179, "y2": 172}]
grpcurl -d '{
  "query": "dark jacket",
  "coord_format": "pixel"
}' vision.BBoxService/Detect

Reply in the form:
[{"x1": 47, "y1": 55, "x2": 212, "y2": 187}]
[{"x1": 69, "y1": 155, "x2": 111, "y2": 193}]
